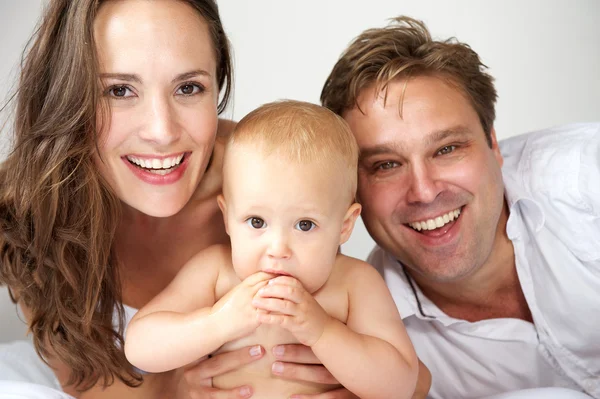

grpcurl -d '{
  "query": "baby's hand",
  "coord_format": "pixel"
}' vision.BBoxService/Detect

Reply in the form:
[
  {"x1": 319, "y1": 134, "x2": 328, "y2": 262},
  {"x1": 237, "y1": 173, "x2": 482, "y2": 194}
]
[
  {"x1": 211, "y1": 271, "x2": 273, "y2": 341},
  {"x1": 252, "y1": 276, "x2": 331, "y2": 346}
]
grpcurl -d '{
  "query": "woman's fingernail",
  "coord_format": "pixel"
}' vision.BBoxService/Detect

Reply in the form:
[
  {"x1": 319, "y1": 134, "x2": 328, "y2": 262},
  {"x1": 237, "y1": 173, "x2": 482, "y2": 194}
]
[
  {"x1": 249, "y1": 345, "x2": 263, "y2": 357},
  {"x1": 239, "y1": 386, "x2": 252, "y2": 397},
  {"x1": 272, "y1": 361, "x2": 284, "y2": 374},
  {"x1": 272, "y1": 345, "x2": 284, "y2": 357}
]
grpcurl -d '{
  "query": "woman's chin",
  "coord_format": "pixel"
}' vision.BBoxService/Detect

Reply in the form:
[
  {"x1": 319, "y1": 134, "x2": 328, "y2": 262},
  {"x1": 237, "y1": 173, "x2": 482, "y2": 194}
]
[{"x1": 121, "y1": 195, "x2": 192, "y2": 219}]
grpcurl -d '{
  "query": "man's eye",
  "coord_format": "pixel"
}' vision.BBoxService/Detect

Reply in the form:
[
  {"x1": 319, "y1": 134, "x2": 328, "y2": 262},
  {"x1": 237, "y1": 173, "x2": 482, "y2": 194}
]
[
  {"x1": 295, "y1": 220, "x2": 315, "y2": 232},
  {"x1": 376, "y1": 161, "x2": 399, "y2": 171},
  {"x1": 437, "y1": 145, "x2": 456, "y2": 155},
  {"x1": 106, "y1": 85, "x2": 134, "y2": 98},
  {"x1": 176, "y1": 83, "x2": 203, "y2": 96},
  {"x1": 246, "y1": 217, "x2": 266, "y2": 229}
]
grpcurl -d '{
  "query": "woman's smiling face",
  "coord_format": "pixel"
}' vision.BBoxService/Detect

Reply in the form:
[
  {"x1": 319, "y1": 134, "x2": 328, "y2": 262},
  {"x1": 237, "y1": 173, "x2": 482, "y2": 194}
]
[{"x1": 94, "y1": 0, "x2": 219, "y2": 217}]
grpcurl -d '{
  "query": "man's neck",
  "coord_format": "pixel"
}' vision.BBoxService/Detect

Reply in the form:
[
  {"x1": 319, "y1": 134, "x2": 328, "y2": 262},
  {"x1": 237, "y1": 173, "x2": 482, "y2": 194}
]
[{"x1": 407, "y1": 203, "x2": 533, "y2": 323}]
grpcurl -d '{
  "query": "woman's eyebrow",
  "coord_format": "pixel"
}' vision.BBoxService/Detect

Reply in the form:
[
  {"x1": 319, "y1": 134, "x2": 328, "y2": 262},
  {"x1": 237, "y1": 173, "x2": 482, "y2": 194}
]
[
  {"x1": 98, "y1": 69, "x2": 212, "y2": 84},
  {"x1": 99, "y1": 73, "x2": 141, "y2": 83},
  {"x1": 172, "y1": 69, "x2": 212, "y2": 83}
]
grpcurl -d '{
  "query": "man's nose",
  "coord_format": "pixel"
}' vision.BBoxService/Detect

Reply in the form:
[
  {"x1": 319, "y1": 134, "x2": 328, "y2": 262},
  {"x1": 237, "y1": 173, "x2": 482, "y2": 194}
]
[{"x1": 405, "y1": 162, "x2": 442, "y2": 204}]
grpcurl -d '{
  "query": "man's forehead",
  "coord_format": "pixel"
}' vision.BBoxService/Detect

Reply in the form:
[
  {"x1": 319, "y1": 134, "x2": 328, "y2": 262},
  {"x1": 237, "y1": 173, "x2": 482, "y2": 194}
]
[{"x1": 349, "y1": 75, "x2": 473, "y2": 116}]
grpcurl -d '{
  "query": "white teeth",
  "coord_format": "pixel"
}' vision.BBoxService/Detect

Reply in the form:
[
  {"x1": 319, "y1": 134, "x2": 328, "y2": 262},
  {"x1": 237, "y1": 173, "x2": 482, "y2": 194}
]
[
  {"x1": 126, "y1": 154, "x2": 184, "y2": 170},
  {"x1": 435, "y1": 216, "x2": 444, "y2": 228},
  {"x1": 408, "y1": 208, "x2": 461, "y2": 232}
]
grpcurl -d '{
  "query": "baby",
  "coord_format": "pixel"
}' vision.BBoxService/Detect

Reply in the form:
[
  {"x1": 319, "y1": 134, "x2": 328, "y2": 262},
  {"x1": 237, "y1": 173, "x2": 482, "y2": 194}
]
[{"x1": 125, "y1": 100, "x2": 418, "y2": 398}]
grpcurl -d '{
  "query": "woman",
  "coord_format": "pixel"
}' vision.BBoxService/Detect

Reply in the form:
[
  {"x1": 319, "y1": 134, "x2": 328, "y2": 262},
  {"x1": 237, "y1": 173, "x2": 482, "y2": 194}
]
[{"x1": 0, "y1": 0, "x2": 348, "y2": 398}]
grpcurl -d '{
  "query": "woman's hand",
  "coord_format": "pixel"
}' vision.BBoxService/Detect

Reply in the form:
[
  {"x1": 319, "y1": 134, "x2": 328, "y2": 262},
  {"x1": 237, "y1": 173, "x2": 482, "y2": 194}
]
[
  {"x1": 271, "y1": 344, "x2": 431, "y2": 399},
  {"x1": 175, "y1": 345, "x2": 265, "y2": 399},
  {"x1": 269, "y1": 344, "x2": 358, "y2": 399}
]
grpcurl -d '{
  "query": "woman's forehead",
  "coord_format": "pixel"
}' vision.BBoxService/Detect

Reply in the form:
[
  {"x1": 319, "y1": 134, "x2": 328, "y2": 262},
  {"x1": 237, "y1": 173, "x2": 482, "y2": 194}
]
[{"x1": 94, "y1": 0, "x2": 216, "y2": 77}]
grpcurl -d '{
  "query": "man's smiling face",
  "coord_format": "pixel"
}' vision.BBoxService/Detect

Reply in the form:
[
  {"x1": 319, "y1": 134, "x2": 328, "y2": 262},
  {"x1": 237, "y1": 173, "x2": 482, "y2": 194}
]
[{"x1": 343, "y1": 75, "x2": 506, "y2": 283}]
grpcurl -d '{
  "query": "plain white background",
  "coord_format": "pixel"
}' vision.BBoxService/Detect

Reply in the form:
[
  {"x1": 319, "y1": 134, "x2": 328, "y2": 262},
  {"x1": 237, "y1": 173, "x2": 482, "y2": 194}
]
[{"x1": 1, "y1": 0, "x2": 599, "y2": 342}]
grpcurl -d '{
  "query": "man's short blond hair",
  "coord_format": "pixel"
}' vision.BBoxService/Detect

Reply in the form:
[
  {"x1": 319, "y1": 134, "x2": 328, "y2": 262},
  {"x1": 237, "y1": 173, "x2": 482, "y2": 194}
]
[
  {"x1": 321, "y1": 16, "x2": 497, "y2": 146},
  {"x1": 225, "y1": 100, "x2": 359, "y2": 201}
]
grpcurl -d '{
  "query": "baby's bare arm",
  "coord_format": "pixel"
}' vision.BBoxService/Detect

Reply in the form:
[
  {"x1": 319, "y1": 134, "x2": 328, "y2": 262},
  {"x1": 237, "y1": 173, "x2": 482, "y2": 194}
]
[
  {"x1": 310, "y1": 258, "x2": 418, "y2": 399},
  {"x1": 124, "y1": 245, "x2": 229, "y2": 373}
]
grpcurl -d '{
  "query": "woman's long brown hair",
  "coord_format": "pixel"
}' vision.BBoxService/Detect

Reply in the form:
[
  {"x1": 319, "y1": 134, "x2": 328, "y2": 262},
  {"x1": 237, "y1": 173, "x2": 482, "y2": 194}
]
[{"x1": 0, "y1": 0, "x2": 232, "y2": 391}]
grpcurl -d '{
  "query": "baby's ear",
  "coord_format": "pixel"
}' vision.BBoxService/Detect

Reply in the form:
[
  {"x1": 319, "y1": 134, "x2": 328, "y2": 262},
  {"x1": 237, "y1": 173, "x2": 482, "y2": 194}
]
[
  {"x1": 339, "y1": 203, "x2": 362, "y2": 245},
  {"x1": 217, "y1": 195, "x2": 229, "y2": 235}
]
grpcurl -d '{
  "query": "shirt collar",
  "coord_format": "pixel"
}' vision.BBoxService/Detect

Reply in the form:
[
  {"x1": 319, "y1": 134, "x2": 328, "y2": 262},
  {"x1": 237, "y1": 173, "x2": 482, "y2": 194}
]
[
  {"x1": 379, "y1": 250, "x2": 464, "y2": 326},
  {"x1": 504, "y1": 175, "x2": 546, "y2": 240}
]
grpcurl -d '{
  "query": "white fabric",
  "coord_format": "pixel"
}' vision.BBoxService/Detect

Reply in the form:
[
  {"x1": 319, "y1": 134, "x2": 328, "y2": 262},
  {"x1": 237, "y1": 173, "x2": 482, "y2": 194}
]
[
  {"x1": 485, "y1": 388, "x2": 592, "y2": 399},
  {"x1": 0, "y1": 341, "x2": 59, "y2": 389},
  {"x1": 368, "y1": 123, "x2": 600, "y2": 399},
  {"x1": 0, "y1": 381, "x2": 74, "y2": 399},
  {"x1": 0, "y1": 305, "x2": 140, "y2": 390}
]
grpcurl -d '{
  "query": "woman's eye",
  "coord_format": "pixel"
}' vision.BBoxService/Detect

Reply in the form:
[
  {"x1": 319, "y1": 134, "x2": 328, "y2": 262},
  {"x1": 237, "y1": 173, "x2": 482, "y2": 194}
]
[
  {"x1": 107, "y1": 86, "x2": 134, "y2": 98},
  {"x1": 176, "y1": 84, "x2": 203, "y2": 96},
  {"x1": 295, "y1": 220, "x2": 315, "y2": 232},
  {"x1": 246, "y1": 217, "x2": 266, "y2": 229},
  {"x1": 437, "y1": 145, "x2": 456, "y2": 155}
]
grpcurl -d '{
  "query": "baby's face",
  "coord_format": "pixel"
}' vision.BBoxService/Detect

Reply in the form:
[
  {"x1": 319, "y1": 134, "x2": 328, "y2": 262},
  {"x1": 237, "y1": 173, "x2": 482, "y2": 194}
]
[{"x1": 220, "y1": 148, "x2": 353, "y2": 293}]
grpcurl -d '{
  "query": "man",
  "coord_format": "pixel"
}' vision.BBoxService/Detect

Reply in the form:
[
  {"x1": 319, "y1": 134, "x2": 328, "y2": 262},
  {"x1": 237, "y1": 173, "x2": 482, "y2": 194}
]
[{"x1": 320, "y1": 16, "x2": 600, "y2": 399}]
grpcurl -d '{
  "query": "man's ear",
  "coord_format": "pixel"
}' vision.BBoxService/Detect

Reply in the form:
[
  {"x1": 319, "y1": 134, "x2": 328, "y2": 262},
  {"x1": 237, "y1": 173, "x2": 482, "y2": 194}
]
[
  {"x1": 489, "y1": 127, "x2": 504, "y2": 167},
  {"x1": 339, "y1": 202, "x2": 362, "y2": 245},
  {"x1": 217, "y1": 194, "x2": 229, "y2": 235}
]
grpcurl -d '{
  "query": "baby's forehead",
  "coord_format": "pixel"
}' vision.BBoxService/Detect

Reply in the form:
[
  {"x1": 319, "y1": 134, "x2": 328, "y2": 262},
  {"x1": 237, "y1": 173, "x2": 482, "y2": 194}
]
[{"x1": 224, "y1": 145, "x2": 350, "y2": 187}]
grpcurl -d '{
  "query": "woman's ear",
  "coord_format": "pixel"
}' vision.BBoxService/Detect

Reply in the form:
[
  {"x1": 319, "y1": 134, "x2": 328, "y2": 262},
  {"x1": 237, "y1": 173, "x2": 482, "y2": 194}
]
[
  {"x1": 339, "y1": 203, "x2": 362, "y2": 245},
  {"x1": 217, "y1": 194, "x2": 229, "y2": 235}
]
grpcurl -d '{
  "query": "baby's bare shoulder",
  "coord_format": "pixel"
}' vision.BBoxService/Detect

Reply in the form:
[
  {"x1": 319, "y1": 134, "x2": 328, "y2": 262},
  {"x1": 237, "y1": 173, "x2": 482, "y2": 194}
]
[
  {"x1": 331, "y1": 254, "x2": 383, "y2": 287},
  {"x1": 183, "y1": 243, "x2": 232, "y2": 274}
]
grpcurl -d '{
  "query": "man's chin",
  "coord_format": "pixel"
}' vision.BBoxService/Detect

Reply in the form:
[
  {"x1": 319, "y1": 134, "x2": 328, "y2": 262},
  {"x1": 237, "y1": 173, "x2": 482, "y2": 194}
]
[{"x1": 403, "y1": 260, "x2": 478, "y2": 285}]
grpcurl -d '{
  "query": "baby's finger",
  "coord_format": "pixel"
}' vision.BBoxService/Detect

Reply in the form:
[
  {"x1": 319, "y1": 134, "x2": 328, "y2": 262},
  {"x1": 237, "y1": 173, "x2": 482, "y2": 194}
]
[
  {"x1": 256, "y1": 284, "x2": 304, "y2": 304},
  {"x1": 267, "y1": 275, "x2": 301, "y2": 287},
  {"x1": 253, "y1": 296, "x2": 295, "y2": 315},
  {"x1": 244, "y1": 271, "x2": 276, "y2": 287},
  {"x1": 257, "y1": 311, "x2": 287, "y2": 326}
]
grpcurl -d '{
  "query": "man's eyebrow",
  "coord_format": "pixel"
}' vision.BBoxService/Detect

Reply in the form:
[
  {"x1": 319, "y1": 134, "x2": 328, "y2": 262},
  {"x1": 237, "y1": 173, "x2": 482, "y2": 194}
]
[
  {"x1": 425, "y1": 126, "x2": 472, "y2": 146},
  {"x1": 99, "y1": 73, "x2": 141, "y2": 83},
  {"x1": 359, "y1": 125, "x2": 473, "y2": 161},
  {"x1": 359, "y1": 143, "x2": 405, "y2": 160}
]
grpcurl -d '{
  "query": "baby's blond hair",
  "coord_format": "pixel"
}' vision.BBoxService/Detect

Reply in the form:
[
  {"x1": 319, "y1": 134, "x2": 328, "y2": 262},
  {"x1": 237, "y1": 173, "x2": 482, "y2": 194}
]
[{"x1": 225, "y1": 100, "x2": 359, "y2": 202}]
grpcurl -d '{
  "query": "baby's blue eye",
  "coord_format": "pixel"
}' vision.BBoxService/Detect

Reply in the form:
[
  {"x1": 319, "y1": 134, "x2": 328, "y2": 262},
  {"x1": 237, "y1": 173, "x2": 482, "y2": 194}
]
[
  {"x1": 246, "y1": 217, "x2": 266, "y2": 229},
  {"x1": 295, "y1": 220, "x2": 315, "y2": 232}
]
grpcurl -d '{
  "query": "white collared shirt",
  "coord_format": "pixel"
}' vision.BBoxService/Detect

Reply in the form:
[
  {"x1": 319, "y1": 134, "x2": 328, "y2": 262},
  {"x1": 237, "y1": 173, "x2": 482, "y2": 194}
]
[{"x1": 368, "y1": 123, "x2": 600, "y2": 399}]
